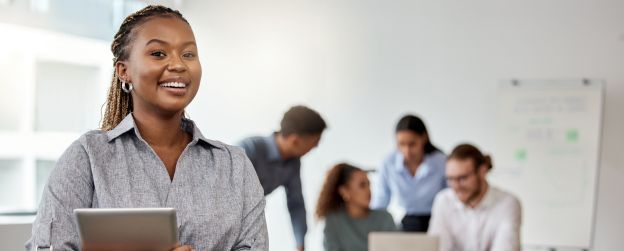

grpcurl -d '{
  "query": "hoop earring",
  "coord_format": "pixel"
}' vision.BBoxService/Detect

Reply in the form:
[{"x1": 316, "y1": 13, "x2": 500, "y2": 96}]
[{"x1": 121, "y1": 80, "x2": 133, "y2": 93}]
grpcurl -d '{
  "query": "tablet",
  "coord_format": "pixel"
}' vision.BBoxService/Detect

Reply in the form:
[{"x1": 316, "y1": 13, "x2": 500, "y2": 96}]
[{"x1": 74, "y1": 208, "x2": 177, "y2": 251}]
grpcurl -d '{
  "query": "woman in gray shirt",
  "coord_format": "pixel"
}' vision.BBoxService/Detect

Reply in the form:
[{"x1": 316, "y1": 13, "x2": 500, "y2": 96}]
[
  {"x1": 316, "y1": 163, "x2": 396, "y2": 251},
  {"x1": 25, "y1": 5, "x2": 268, "y2": 251}
]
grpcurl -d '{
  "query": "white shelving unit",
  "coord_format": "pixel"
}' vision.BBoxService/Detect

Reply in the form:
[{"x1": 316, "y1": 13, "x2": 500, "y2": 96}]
[{"x1": 0, "y1": 22, "x2": 110, "y2": 212}]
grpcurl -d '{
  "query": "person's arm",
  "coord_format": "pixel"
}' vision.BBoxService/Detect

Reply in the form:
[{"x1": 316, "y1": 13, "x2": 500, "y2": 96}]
[
  {"x1": 322, "y1": 218, "x2": 342, "y2": 251},
  {"x1": 379, "y1": 211, "x2": 398, "y2": 231},
  {"x1": 427, "y1": 193, "x2": 453, "y2": 251},
  {"x1": 25, "y1": 140, "x2": 94, "y2": 251},
  {"x1": 238, "y1": 138, "x2": 257, "y2": 161},
  {"x1": 284, "y1": 165, "x2": 307, "y2": 250},
  {"x1": 438, "y1": 155, "x2": 449, "y2": 189},
  {"x1": 490, "y1": 198, "x2": 522, "y2": 251},
  {"x1": 232, "y1": 149, "x2": 269, "y2": 250},
  {"x1": 370, "y1": 160, "x2": 391, "y2": 209}
]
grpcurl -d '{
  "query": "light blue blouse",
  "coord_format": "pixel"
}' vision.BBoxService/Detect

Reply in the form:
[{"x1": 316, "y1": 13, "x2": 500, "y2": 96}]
[{"x1": 370, "y1": 150, "x2": 447, "y2": 215}]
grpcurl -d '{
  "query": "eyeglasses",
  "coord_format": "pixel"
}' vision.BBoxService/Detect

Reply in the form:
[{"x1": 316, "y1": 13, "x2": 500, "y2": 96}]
[{"x1": 445, "y1": 172, "x2": 476, "y2": 185}]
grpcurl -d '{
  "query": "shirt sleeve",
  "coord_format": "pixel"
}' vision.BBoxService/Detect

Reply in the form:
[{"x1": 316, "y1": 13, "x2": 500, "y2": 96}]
[
  {"x1": 380, "y1": 211, "x2": 398, "y2": 231},
  {"x1": 490, "y1": 197, "x2": 522, "y2": 251},
  {"x1": 283, "y1": 163, "x2": 307, "y2": 248},
  {"x1": 25, "y1": 140, "x2": 94, "y2": 251},
  {"x1": 233, "y1": 149, "x2": 269, "y2": 250},
  {"x1": 438, "y1": 157, "x2": 449, "y2": 190},
  {"x1": 323, "y1": 218, "x2": 342, "y2": 251},
  {"x1": 427, "y1": 192, "x2": 453, "y2": 251},
  {"x1": 370, "y1": 159, "x2": 392, "y2": 209},
  {"x1": 238, "y1": 138, "x2": 256, "y2": 160}
]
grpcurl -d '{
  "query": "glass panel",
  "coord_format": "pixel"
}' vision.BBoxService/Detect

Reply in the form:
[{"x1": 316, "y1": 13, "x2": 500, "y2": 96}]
[
  {"x1": 0, "y1": 53, "x2": 23, "y2": 131},
  {"x1": 35, "y1": 60, "x2": 101, "y2": 132},
  {"x1": 0, "y1": 0, "x2": 159, "y2": 40},
  {"x1": 35, "y1": 159, "x2": 55, "y2": 206},
  {"x1": 0, "y1": 159, "x2": 24, "y2": 211}
]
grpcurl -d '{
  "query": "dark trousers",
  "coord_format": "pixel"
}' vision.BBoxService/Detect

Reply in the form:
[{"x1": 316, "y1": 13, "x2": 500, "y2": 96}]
[{"x1": 401, "y1": 214, "x2": 431, "y2": 232}]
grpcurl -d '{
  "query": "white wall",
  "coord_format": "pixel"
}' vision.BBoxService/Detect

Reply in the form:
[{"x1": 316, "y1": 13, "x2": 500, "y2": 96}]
[{"x1": 180, "y1": 1, "x2": 624, "y2": 251}]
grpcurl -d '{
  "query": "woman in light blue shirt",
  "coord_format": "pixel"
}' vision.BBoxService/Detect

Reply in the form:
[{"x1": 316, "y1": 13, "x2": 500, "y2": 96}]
[{"x1": 370, "y1": 114, "x2": 446, "y2": 232}]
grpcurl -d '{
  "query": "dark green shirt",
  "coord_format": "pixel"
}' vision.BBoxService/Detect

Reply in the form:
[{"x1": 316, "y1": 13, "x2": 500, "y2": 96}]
[{"x1": 323, "y1": 209, "x2": 397, "y2": 251}]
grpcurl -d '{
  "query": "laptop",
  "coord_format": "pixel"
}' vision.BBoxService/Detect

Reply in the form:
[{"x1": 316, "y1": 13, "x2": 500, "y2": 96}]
[
  {"x1": 74, "y1": 208, "x2": 177, "y2": 251},
  {"x1": 369, "y1": 232, "x2": 439, "y2": 251}
]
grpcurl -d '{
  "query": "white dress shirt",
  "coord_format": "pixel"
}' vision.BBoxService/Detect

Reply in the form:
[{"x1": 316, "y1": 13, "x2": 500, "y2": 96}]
[{"x1": 428, "y1": 186, "x2": 522, "y2": 251}]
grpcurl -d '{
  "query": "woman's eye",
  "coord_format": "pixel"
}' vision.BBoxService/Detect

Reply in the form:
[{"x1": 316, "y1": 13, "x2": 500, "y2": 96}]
[
  {"x1": 183, "y1": 52, "x2": 195, "y2": 58},
  {"x1": 151, "y1": 51, "x2": 166, "y2": 57}
]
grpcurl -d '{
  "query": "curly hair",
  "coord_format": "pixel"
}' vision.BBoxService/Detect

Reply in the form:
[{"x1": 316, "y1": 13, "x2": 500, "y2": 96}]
[
  {"x1": 100, "y1": 5, "x2": 189, "y2": 131},
  {"x1": 315, "y1": 163, "x2": 363, "y2": 219}
]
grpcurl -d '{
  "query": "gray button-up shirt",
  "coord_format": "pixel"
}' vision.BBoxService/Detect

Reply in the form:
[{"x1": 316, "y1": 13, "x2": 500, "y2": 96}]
[{"x1": 26, "y1": 114, "x2": 268, "y2": 251}]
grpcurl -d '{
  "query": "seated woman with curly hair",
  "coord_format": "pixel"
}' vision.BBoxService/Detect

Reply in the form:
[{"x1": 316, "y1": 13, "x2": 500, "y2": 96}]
[{"x1": 316, "y1": 163, "x2": 397, "y2": 251}]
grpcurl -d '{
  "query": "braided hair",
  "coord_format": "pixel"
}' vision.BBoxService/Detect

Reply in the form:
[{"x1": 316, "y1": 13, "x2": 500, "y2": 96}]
[{"x1": 100, "y1": 5, "x2": 189, "y2": 131}]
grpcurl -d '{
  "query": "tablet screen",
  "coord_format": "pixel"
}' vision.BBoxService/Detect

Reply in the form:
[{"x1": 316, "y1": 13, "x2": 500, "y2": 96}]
[{"x1": 74, "y1": 208, "x2": 177, "y2": 251}]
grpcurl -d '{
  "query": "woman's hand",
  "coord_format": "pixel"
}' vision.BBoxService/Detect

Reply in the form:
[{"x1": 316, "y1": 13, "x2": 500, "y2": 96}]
[{"x1": 171, "y1": 244, "x2": 195, "y2": 251}]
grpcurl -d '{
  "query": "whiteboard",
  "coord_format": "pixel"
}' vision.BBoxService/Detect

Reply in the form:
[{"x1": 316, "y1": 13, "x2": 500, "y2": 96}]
[{"x1": 490, "y1": 79, "x2": 604, "y2": 249}]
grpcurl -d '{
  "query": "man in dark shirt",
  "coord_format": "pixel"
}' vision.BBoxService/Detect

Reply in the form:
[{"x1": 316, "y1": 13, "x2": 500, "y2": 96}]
[{"x1": 239, "y1": 105, "x2": 327, "y2": 251}]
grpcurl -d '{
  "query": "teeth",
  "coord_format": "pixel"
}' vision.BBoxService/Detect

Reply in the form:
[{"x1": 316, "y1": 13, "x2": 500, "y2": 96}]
[{"x1": 160, "y1": 82, "x2": 187, "y2": 88}]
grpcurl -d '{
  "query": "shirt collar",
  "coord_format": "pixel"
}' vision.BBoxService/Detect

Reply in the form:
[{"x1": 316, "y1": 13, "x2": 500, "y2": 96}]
[
  {"x1": 393, "y1": 151, "x2": 431, "y2": 179},
  {"x1": 265, "y1": 133, "x2": 282, "y2": 161},
  {"x1": 475, "y1": 185, "x2": 496, "y2": 209},
  {"x1": 105, "y1": 114, "x2": 136, "y2": 141},
  {"x1": 105, "y1": 113, "x2": 223, "y2": 149},
  {"x1": 181, "y1": 117, "x2": 224, "y2": 149}
]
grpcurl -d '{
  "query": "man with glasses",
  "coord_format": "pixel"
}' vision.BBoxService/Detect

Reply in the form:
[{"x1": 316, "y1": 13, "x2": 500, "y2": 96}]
[{"x1": 428, "y1": 144, "x2": 522, "y2": 251}]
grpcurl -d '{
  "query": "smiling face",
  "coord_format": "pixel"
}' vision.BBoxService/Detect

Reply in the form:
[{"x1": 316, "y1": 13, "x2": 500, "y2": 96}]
[
  {"x1": 116, "y1": 15, "x2": 201, "y2": 117},
  {"x1": 446, "y1": 158, "x2": 488, "y2": 205}
]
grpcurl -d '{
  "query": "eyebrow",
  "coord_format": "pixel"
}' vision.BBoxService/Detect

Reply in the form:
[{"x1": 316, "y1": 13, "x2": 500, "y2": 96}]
[{"x1": 145, "y1": 38, "x2": 196, "y2": 47}]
